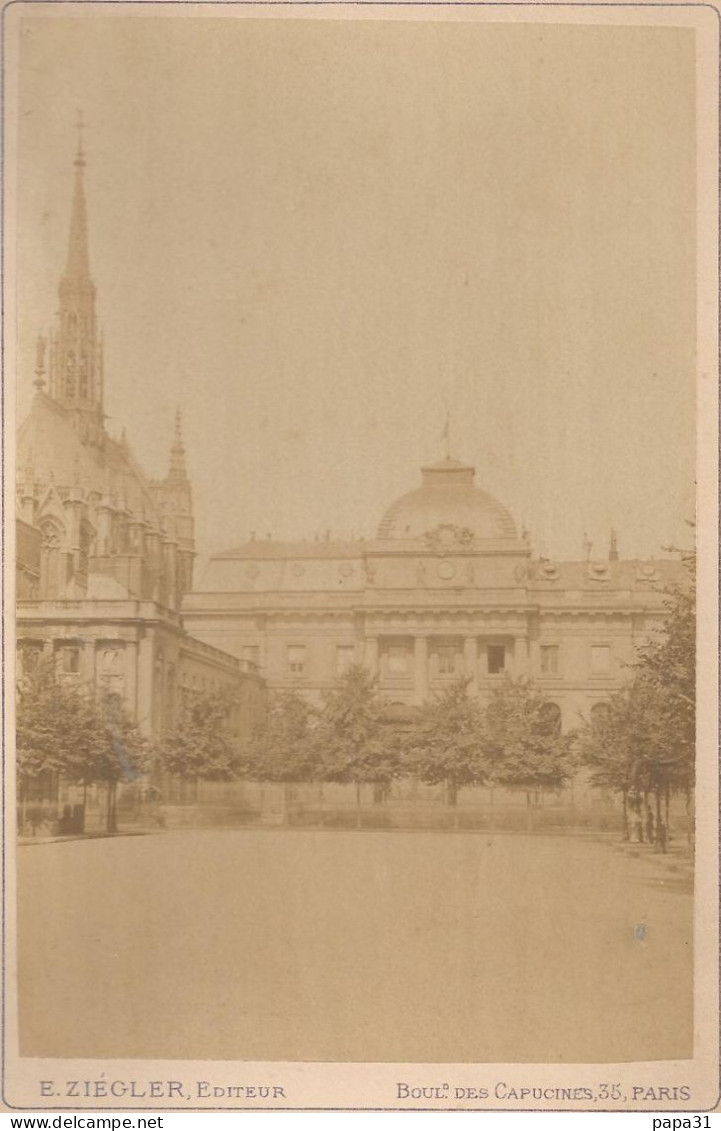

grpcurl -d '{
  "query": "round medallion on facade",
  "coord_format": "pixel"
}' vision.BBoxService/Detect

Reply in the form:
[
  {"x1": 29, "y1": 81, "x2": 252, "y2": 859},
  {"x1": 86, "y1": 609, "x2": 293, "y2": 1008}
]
[
  {"x1": 540, "y1": 562, "x2": 560, "y2": 581},
  {"x1": 437, "y1": 559, "x2": 456, "y2": 580}
]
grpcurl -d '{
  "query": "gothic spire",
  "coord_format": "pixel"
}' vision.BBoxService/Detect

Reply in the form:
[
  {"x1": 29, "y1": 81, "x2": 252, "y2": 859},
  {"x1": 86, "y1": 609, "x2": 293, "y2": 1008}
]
[
  {"x1": 63, "y1": 111, "x2": 91, "y2": 284},
  {"x1": 168, "y1": 409, "x2": 188, "y2": 480},
  {"x1": 47, "y1": 114, "x2": 103, "y2": 442}
]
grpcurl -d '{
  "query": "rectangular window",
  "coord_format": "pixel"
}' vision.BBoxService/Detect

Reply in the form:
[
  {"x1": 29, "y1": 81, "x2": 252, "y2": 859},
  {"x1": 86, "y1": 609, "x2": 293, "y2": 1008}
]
[
  {"x1": 487, "y1": 645, "x2": 505, "y2": 675},
  {"x1": 58, "y1": 645, "x2": 80, "y2": 674},
  {"x1": 287, "y1": 645, "x2": 306, "y2": 674},
  {"x1": 591, "y1": 645, "x2": 611, "y2": 673},
  {"x1": 19, "y1": 642, "x2": 42, "y2": 674},
  {"x1": 387, "y1": 646, "x2": 409, "y2": 675},
  {"x1": 436, "y1": 646, "x2": 459, "y2": 675},
  {"x1": 336, "y1": 645, "x2": 355, "y2": 675},
  {"x1": 540, "y1": 645, "x2": 560, "y2": 675}
]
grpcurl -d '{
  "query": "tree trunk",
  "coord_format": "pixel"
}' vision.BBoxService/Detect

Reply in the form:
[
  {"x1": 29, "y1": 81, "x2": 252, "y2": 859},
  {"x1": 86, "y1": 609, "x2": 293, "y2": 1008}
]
[
  {"x1": 280, "y1": 782, "x2": 292, "y2": 827},
  {"x1": 373, "y1": 782, "x2": 385, "y2": 806},
  {"x1": 665, "y1": 781, "x2": 671, "y2": 839},
  {"x1": 447, "y1": 776, "x2": 458, "y2": 807},
  {"x1": 622, "y1": 790, "x2": 629, "y2": 842},
  {"x1": 80, "y1": 783, "x2": 87, "y2": 834},
  {"x1": 655, "y1": 787, "x2": 664, "y2": 854},
  {"x1": 526, "y1": 791, "x2": 533, "y2": 834},
  {"x1": 355, "y1": 782, "x2": 362, "y2": 829},
  {"x1": 106, "y1": 782, "x2": 118, "y2": 834}
]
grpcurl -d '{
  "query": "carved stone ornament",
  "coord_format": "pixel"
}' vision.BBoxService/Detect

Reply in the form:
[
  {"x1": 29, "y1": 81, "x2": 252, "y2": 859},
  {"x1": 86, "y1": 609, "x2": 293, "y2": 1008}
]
[
  {"x1": 540, "y1": 561, "x2": 560, "y2": 581},
  {"x1": 437, "y1": 559, "x2": 456, "y2": 580},
  {"x1": 291, "y1": 562, "x2": 305, "y2": 577},
  {"x1": 636, "y1": 563, "x2": 660, "y2": 584},
  {"x1": 424, "y1": 524, "x2": 475, "y2": 552},
  {"x1": 588, "y1": 562, "x2": 610, "y2": 582}
]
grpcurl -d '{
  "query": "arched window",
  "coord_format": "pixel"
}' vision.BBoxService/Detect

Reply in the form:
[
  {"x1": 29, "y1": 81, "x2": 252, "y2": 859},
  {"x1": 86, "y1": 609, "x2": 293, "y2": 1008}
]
[
  {"x1": 539, "y1": 700, "x2": 562, "y2": 737},
  {"x1": 39, "y1": 519, "x2": 64, "y2": 599},
  {"x1": 590, "y1": 700, "x2": 610, "y2": 736}
]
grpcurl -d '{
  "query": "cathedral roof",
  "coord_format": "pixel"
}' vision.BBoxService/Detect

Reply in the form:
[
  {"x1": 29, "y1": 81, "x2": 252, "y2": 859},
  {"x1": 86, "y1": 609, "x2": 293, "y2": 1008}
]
[
  {"x1": 17, "y1": 393, "x2": 160, "y2": 521},
  {"x1": 377, "y1": 458, "x2": 518, "y2": 541}
]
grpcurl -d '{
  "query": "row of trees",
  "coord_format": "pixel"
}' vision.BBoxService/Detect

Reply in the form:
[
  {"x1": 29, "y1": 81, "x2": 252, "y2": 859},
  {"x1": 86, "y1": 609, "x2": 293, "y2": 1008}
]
[
  {"x1": 16, "y1": 658, "x2": 576, "y2": 833},
  {"x1": 16, "y1": 550, "x2": 694, "y2": 842},
  {"x1": 162, "y1": 668, "x2": 576, "y2": 816}
]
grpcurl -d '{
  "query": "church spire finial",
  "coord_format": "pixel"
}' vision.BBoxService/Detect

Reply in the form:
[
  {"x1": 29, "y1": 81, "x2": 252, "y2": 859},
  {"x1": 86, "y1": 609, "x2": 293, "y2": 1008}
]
[
  {"x1": 65, "y1": 112, "x2": 91, "y2": 280},
  {"x1": 47, "y1": 118, "x2": 103, "y2": 438},
  {"x1": 168, "y1": 408, "x2": 188, "y2": 479}
]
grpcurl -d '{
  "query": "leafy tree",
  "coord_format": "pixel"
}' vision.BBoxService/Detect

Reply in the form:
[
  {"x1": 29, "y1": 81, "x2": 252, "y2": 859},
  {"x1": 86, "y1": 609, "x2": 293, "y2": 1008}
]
[
  {"x1": 577, "y1": 693, "x2": 635, "y2": 838},
  {"x1": 404, "y1": 677, "x2": 486, "y2": 809},
  {"x1": 578, "y1": 546, "x2": 695, "y2": 849},
  {"x1": 157, "y1": 687, "x2": 241, "y2": 783},
  {"x1": 481, "y1": 677, "x2": 575, "y2": 828},
  {"x1": 244, "y1": 691, "x2": 316, "y2": 781},
  {"x1": 16, "y1": 661, "x2": 149, "y2": 833},
  {"x1": 633, "y1": 550, "x2": 695, "y2": 800},
  {"x1": 312, "y1": 665, "x2": 400, "y2": 823},
  {"x1": 244, "y1": 691, "x2": 317, "y2": 823}
]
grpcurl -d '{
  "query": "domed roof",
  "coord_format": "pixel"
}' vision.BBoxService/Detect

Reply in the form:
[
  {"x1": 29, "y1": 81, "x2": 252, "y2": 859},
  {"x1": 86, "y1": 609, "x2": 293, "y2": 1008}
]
[{"x1": 377, "y1": 458, "x2": 517, "y2": 541}]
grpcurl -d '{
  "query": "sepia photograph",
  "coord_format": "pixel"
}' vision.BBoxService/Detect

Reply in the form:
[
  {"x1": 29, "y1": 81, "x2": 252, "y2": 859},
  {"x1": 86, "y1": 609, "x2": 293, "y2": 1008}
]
[{"x1": 3, "y1": 1, "x2": 718, "y2": 1112}]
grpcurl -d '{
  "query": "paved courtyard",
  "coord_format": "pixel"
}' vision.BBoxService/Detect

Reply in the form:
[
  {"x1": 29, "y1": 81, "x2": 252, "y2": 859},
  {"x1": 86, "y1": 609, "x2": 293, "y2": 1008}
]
[{"x1": 18, "y1": 830, "x2": 692, "y2": 1062}]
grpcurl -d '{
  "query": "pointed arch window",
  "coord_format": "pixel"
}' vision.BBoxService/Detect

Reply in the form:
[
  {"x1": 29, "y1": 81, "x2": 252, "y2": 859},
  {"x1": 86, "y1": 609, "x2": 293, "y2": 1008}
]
[{"x1": 39, "y1": 519, "x2": 64, "y2": 599}]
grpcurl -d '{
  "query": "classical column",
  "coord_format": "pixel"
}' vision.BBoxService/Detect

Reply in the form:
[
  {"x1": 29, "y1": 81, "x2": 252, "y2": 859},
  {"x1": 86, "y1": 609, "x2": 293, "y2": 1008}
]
[
  {"x1": 364, "y1": 636, "x2": 379, "y2": 676},
  {"x1": 413, "y1": 636, "x2": 428, "y2": 706},
  {"x1": 514, "y1": 636, "x2": 529, "y2": 677},
  {"x1": 464, "y1": 636, "x2": 478, "y2": 693}
]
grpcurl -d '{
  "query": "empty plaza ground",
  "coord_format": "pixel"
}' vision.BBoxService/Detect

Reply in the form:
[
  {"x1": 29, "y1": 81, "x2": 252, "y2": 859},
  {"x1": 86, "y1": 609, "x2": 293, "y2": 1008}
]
[{"x1": 18, "y1": 830, "x2": 692, "y2": 1063}]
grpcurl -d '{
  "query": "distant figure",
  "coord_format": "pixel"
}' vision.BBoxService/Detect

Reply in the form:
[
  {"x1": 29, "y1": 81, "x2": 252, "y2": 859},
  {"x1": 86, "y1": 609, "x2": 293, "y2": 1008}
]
[
  {"x1": 657, "y1": 819, "x2": 668, "y2": 854},
  {"x1": 645, "y1": 804, "x2": 655, "y2": 845}
]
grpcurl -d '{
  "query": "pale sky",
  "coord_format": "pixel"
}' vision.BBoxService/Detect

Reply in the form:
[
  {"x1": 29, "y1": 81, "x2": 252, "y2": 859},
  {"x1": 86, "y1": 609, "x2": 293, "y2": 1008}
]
[{"x1": 15, "y1": 14, "x2": 696, "y2": 565}]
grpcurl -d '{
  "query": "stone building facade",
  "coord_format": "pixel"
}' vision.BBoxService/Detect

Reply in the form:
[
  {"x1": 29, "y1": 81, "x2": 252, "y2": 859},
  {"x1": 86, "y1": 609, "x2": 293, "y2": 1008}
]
[
  {"x1": 184, "y1": 458, "x2": 681, "y2": 733},
  {"x1": 15, "y1": 137, "x2": 265, "y2": 740}
]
